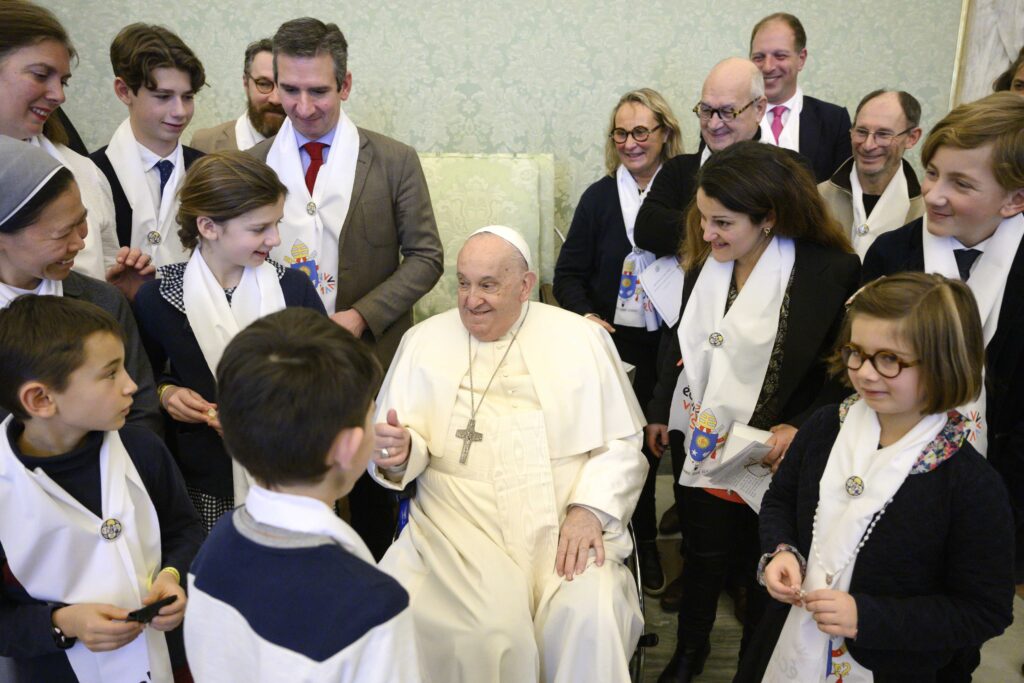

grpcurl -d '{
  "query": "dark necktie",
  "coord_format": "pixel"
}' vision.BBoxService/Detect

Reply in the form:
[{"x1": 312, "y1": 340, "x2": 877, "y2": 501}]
[
  {"x1": 303, "y1": 142, "x2": 328, "y2": 194},
  {"x1": 156, "y1": 159, "x2": 174, "y2": 195},
  {"x1": 953, "y1": 248, "x2": 982, "y2": 282}
]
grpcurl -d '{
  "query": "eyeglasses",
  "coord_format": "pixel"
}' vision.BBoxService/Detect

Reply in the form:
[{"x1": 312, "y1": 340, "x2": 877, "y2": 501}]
[
  {"x1": 692, "y1": 99, "x2": 757, "y2": 122},
  {"x1": 609, "y1": 125, "x2": 662, "y2": 144},
  {"x1": 850, "y1": 126, "x2": 915, "y2": 147},
  {"x1": 248, "y1": 77, "x2": 276, "y2": 94},
  {"x1": 840, "y1": 344, "x2": 919, "y2": 379}
]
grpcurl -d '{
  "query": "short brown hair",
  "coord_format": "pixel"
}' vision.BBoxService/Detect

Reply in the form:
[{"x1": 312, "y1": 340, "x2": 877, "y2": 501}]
[
  {"x1": 176, "y1": 151, "x2": 288, "y2": 251},
  {"x1": 0, "y1": 0, "x2": 76, "y2": 145},
  {"x1": 216, "y1": 308, "x2": 381, "y2": 487},
  {"x1": 272, "y1": 17, "x2": 348, "y2": 90},
  {"x1": 921, "y1": 92, "x2": 1024, "y2": 193},
  {"x1": 109, "y1": 23, "x2": 205, "y2": 94},
  {"x1": 854, "y1": 89, "x2": 922, "y2": 128},
  {"x1": 829, "y1": 273, "x2": 984, "y2": 414},
  {"x1": 603, "y1": 88, "x2": 684, "y2": 176},
  {"x1": 243, "y1": 37, "x2": 272, "y2": 78},
  {"x1": 681, "y1": 141, "x2": 852, "y2": 269},
  {"x1": 750, "y1": 13, "x2": 806, "y2": 52},
  {"x1": 0, "y1": 296, "x2": 123, "y2": 420}
]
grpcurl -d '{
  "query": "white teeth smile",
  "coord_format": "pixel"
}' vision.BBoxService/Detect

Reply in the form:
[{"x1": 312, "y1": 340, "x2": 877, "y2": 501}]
[{"x1": 30, "y1": 107, "x2": 49, "y2": 117}]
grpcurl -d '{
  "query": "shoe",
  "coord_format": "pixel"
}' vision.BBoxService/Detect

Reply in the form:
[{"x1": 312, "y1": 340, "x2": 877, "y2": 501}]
[
  {"x1": 656, "y1": 640, "x2": 711, "y2": 683},
  {"x1": 658, "y1": 503, "x2": 680, "y2": 535},
  {"x1": 659, "y1": 573, "x2": 684, "y2": 612},
  {"x1": 638, "y1": 541, "x2": 666, "y2": 595}
]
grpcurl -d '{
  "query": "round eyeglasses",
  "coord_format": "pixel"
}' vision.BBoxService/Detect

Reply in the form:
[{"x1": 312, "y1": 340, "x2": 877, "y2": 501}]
[
  {"x1": 841, "y1": 344, "x2": 919, "y2": 379},
  {"x1": 692, "y1": 99, "x2": 757, "y2": 122},
  {"x1": 249, "y1": 77, "x2": 276, "y2": 94},
  {"x1": 609, "y1": 125, "x2": 662, "y2": 144}
]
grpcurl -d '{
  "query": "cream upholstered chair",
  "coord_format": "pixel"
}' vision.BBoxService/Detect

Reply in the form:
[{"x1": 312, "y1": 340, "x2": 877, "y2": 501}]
[{"x1": 413, "y1": 153, "x2": 556, "y2": 322}]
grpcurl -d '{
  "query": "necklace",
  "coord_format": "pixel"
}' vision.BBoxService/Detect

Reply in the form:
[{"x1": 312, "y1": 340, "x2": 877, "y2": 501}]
[
  {"x1": 456, "y1": 304, "x2": 529, "y2": 465},
  {"x1": 811, "y1": 497, "x2": 892, "y2": 586}
]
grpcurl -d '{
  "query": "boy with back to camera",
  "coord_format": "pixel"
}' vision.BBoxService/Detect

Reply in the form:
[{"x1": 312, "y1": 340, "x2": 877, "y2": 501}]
[
  {"x1": 185, "y1": 307, "x2": 420, "y2": 682},
  {"x1": 0, "y1": 295, "x2": 203, "y2": 682}
]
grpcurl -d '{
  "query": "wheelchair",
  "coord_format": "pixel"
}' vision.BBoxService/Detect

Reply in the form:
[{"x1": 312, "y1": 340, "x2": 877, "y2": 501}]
[{"x1": 394, "y1": 486, "x2": 659, "y2": 682}]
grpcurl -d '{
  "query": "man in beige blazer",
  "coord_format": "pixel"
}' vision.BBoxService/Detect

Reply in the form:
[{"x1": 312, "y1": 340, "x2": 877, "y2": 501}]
[
  {"x1": 191, "y1": 39, "x2": 285, "y2": 153},
  {"x1": 819, "y1": 89, "x2": 924, "y2": 259},
  {"x1": 249, "y1": 16, "x2": 443, "y2": 559}
]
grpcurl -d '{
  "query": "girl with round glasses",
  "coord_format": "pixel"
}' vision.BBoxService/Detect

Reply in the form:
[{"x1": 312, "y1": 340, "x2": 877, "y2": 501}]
[
  {"x1": 737, "y1": 272, "x2": 1015, "y2": 683},
  {"x1": 553, "y1": 88, "x2": 682, "y2": 595}
]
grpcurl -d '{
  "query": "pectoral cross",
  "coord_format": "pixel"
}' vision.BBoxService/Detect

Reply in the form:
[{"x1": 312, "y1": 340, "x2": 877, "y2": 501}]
[{"x1": 456, "y1": 419, "x2": 484, "y2": 464}]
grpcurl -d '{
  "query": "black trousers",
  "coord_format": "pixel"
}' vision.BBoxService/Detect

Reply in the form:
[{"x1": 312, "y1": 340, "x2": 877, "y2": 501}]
[{"x1": 676, "y1": 487, "x2": 767, "y2": 657}]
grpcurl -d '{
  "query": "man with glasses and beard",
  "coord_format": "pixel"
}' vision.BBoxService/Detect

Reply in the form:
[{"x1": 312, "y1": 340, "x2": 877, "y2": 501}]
[{"x1": 191, "y1": 39, "x2": 285, "y2": 152}]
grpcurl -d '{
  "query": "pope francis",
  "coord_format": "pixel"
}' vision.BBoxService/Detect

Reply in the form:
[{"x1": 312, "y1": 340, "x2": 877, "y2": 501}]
[{"x1": 371, "y1": 226, "x2": 648, "y2": 682}]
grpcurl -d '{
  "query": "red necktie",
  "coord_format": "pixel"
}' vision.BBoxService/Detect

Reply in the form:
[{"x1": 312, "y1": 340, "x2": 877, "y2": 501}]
[
  {"x1": 770, "y1": 106, "x2": 788, "y2": 144},
  {"x1": 303, "y1": 142, "x2": 327, "y2": 194}
]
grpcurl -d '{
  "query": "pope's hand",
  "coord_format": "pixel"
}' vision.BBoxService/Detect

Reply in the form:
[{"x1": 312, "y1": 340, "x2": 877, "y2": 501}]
[
  {"x1": 374, "y1": 409, "x2": 411, "y2": 469},
  {"x1": 555, "y1": 506, "x2": 605, "y2": 580}
]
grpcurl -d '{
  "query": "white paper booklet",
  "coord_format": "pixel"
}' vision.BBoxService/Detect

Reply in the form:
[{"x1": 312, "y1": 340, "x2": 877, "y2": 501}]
[
  {"x1": 638, "y1": 255, "x2": 685, "y2": 327},
  {"x1": 706, "y1": 423, "x2": 774, "y2": 513}
]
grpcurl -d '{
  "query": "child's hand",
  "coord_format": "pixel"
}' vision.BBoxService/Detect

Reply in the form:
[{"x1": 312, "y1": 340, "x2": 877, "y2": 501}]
[
  {"x1": 764, "y1": 551, "x2": 804, "y2": 605},
  {"x1": 105, "y1": 247, "x2": 156, "y2": 302},
  {"x1": 162, "y1": 385, "x2": 216, "y2": 425},
  {"x1": 51, "y1": 603, "x2": 144, "y2": 652},
  {"x1": 143, "y1": 570, "x2": 187, "y2": 632},
  {"x1": 804, "y1": 589, "x2": 858, "y2": 639}
]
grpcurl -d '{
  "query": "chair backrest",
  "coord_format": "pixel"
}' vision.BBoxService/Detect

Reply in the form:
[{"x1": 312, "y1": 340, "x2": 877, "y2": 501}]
[{"x1": 413, "y1": 153, "x2": 555, "y2": 322}]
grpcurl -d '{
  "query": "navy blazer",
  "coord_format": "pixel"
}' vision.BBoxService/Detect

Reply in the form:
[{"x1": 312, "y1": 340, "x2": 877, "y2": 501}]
[
  {"x1": 133, "y1": 263, "x2": 325, "y2": 498},
  {"x1": 735, "y1": 404, "x2": 1014, "y2": 682},
  {"x1": 798, "y1": 95, "x2": 853, "y2": 183},
  {"x1": 863, "y1": 217, "x2": 1024, "y2": 576},
  {"x1": 648, "y1": 240, "x2": 860, "y2": 428},
  {"x1": 90, "y1": 145, "x2": 205, "y2": 248}
]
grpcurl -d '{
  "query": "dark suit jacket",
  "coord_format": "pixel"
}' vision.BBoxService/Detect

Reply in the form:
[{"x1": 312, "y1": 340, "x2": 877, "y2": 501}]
[
  {"x1": 250, "y1": 127, "x2": 443, "y2": 368},
  {"x1": 90, "y1": 145, "x2": 205, "y2": 249},
  {"x1": 133, "y1": 264, "x2": 325, "y2": 498},
  {"x1": 798, "y1": 95, "x2": 853, "y2": 183},
  {"x1": 189, "y1": 119, "x2": 239, "y2": 154},
  {"x1": 647, "y1": 240, "x2": 861, "y2": 429},
  {"x1": 634, "y1": 130, "x2": 813, "y2": 259},
  {"x1": 863, "y1": 217, "x2": 1024, "y2": 575}
]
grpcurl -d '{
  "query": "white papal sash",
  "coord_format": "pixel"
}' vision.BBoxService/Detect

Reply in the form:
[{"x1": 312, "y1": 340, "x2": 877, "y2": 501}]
[
  {"x1": 670, "y1": 237, "x2": 795, "y2": 489},
  {"x1": 764, "y1": 400, "x2": 945, "y2": 683},
  {"x1": 921, "y1": 213, "x2": 1024, "y2": 455},
  {"x1": 849, "y1": 164, "x2": 910, "y2": 259},
  {"x1": 266, "y1": 113, "x2": 359, "y2": 312},
  {"x1": 183, "y1": 249, "x2": 286, "y2": 502},
  {"x1": 614, "y1": 164, "x2": 661, "y2": 330},
  {"x1": 104, "y1": 119, "x2": 188, "y2": 267},
  {"x1": 0, "y1": 416, "x2": 170, "y2": 682}
]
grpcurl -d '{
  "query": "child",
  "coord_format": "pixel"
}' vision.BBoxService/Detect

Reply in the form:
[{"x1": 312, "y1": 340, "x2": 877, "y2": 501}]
[
  {"x1": 133, "y1": 151, "x2": 325, "y2": 531},
  {"x1": 0, "y1": 295, "x2": 204, "y2": 683},
  {"x1": 0, "y1": 135, "x2": 160, "y2": 433},
  {"x1": 185, "y1": 308, "x2": 420, "y2": 682},
  {"x1": 862, "y1": 92, "x2": 1024, "y2": 587},
  {"x1": 735, "y1": 273, "x2": 1015, "y2": 682},
  {"x1": 91, "y1": 23, "x2": 206, "y2": 268}
]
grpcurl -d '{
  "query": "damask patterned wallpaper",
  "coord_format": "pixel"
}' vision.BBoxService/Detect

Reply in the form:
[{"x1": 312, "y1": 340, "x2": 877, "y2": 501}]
[{"x1": 44, "y1": 0, "x2": 962, "y2": 241}]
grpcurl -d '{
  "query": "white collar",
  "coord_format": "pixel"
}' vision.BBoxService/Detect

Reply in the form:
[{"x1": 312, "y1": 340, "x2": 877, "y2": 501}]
[
  {"x1": 136, "y1": 139, "x2": 177, "y2": 172},
  {"x1": 768, "y1": 86, "x2": 803, "y2": 112},
  {"x1": 294, "y1": 124, "x2": 337, "y2": 149}
]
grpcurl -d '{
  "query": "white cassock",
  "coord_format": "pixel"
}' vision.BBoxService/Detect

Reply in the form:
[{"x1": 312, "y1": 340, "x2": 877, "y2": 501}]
[{"x1": 371, "y1": 302, "x2": 648, "y2": 683}]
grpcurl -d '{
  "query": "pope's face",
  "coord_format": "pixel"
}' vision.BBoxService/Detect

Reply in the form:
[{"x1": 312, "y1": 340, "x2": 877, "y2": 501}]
[{"x1": 456, "y1": 234, "x2": 535, "y2": 342}]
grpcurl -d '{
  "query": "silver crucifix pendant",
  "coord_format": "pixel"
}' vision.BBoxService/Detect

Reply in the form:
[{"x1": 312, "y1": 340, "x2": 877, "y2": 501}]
[{"x1": 456, "y1": 418, "x2": 484, "y2": 464}]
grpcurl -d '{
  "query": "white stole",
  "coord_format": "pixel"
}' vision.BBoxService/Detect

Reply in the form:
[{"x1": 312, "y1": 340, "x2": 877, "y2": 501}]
[
  {"x1": 244, "y1": 485, "x2": 376, "y2": 564},
  {"x1": 0, "y1": 277, "x2": 62, "y2": 307},
  {"x1": 849, "y1": 164, "x2": 910, "y2": 259},
  {"x1": 764, "y1": 400, "x2": 945, "y2": 683},
  {"x1": 103, "y1": 119, "x2": 189, "y2": 267},
  {"x1": 182, "y1": 248, "x2": 286, "y2": 501},
  {"x1": 233, "y1": 113, "x2": 265, "y2": 151},
  {"x1": 266, "y1": 113, "x2": 359, "y2": 313},
  {"x1": 614, "y1": 164, "x2": 661, "y2": 330},
  {"x1": 30, "y1": 136, "x2": 118, "y2": 280},
  {"x1": 921, "y1": 213, "x2": 1024, "y2": 454},
  {"x1": 670, "y1": 237, "x2": 796, "y2": 488},
  {"x1": 761, "y1": 89, "x2": 804, "y2": 152},
  {"x1": 0, "y1": 416, "x2": 170, "y2": 682}
]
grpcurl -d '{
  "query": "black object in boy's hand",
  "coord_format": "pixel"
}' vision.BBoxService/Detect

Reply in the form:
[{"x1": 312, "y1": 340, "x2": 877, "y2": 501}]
[{"x1": 126, "y1": 595, "x2": 177, "y2": 623}]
